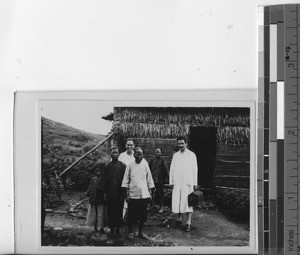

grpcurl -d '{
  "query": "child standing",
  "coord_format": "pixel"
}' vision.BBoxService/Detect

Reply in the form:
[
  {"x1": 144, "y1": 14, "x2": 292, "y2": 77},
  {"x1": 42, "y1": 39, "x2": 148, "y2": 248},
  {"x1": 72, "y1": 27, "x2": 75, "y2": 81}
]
[
  {"x1": 149, "y1": 148, "x2": 169, "y2": 213},
  {"x1": 85, "y1": 167, "x2": 107, "y2": 233}
]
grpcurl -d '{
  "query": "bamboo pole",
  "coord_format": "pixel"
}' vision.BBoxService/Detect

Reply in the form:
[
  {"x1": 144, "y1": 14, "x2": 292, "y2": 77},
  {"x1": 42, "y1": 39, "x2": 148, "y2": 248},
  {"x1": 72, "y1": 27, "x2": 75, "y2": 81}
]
[{"x1": 58, "y1": 132, "x2": 114, "y2": 177}]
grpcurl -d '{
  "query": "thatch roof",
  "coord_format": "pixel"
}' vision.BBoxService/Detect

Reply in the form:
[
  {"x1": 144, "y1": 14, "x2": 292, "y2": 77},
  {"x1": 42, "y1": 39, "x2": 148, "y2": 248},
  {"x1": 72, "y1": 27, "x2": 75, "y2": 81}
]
[
  {"x1": 109, "y1": 107, "x2": 250, "y2": 145},
  {"x1": 101, "y1": 112, "x2": 114, "y2": 121},
  {"x1": 115, "y1": 107, "x2": 250, "y2": 127}
]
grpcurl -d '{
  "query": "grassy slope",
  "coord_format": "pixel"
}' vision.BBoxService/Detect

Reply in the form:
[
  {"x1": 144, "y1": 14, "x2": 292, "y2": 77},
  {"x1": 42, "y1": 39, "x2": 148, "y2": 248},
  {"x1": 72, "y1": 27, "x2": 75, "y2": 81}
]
[
  {"x1": 42, "y1": 117, "x2": 110, "y2": 191},
  {"x1": 42, "y1": 116, "x2": 105, "y2": 146}
]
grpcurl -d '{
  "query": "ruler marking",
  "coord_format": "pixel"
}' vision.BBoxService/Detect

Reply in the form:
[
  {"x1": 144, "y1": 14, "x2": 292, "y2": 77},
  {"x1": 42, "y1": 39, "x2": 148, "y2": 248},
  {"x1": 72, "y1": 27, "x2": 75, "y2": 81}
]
[{"x1": 298, "y1": 9, "x2": 300, "y2": 255}]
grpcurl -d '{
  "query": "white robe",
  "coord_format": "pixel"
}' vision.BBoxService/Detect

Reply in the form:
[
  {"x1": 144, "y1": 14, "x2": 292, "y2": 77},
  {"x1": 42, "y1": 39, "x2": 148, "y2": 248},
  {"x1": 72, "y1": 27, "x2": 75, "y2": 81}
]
[
  {"x1": 118, "y1": 151, "x2": 135, "y2": 166},
  {"x1": 169, "y1": 149, "x2": 198, "y2": 213},
  {"x1": 118, "y1": 151, "x2": 135, "y2": 218}
]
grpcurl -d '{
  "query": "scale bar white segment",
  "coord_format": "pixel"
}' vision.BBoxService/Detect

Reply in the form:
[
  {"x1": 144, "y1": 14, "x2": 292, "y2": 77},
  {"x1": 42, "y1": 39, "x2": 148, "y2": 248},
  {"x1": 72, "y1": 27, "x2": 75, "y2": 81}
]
[
  {"x1": 270, "y1": 24, "x2": 277, "y2": 82},
  {"x1": 258, "y1": 6, "x2": 264, "y2": 26},
  {"x1": 277, "y1": 82, "x2": 284, "y2": 139}
]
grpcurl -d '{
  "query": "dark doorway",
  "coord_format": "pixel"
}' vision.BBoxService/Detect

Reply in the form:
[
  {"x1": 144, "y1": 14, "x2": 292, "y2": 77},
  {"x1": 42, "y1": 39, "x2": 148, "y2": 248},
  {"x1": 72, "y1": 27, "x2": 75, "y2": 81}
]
[{"x1": 188, "y1": 126, "x2": 217, "y2": 189}]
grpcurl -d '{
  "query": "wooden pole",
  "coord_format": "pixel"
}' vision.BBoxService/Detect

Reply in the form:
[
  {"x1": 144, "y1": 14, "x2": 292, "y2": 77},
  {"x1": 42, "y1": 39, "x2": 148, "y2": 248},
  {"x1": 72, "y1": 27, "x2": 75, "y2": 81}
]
[{"x1": 58, "y1": 132, "x2": 114, "y2": 177}]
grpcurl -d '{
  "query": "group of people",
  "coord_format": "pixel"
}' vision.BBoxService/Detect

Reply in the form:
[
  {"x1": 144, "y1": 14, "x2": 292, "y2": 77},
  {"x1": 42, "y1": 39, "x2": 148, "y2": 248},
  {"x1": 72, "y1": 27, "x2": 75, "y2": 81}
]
[{"x1": 85, "y1": 136, "x2": 198, "y2": 240}]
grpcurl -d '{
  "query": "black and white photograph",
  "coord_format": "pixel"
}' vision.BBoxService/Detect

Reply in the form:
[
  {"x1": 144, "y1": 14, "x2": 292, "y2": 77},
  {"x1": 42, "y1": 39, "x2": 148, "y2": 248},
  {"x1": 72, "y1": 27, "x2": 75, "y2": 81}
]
[{"x1": 40, "y1": 100, "x2": 253, "y2": 249}]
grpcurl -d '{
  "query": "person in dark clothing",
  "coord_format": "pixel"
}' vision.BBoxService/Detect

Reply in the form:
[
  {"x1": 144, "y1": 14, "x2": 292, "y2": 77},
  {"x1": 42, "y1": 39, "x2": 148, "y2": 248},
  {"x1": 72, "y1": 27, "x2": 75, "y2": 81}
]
[
  {"x1": 149, "y1": 148, "x2": 169, "y2": 213},
  {"x1": 104, "y1": 146, "x2": 126, "y2": 238},
  {"x1": 85, "y1": 167, "x2": 107, "y2": 233}
]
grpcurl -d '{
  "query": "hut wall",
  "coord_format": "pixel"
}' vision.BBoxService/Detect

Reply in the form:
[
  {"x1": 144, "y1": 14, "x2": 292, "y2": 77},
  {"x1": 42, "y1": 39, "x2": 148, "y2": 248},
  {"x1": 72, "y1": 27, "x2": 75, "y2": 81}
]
[
  {"x1": 112, "y1": 107, "x2": 250, "y2": 191},
  {"x1": 214, "y1": 144, "x2": 250, "y2": 190},
  {"x1": 131, "y1": 138, "x2": 176, "y2": 167}
]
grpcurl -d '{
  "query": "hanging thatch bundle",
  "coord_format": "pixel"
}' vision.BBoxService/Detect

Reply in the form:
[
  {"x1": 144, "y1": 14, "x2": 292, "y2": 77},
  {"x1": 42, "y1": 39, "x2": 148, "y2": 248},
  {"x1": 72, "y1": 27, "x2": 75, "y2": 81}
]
[
  {"x1": 118, "y1": 122, "x2": 190, "y2": 138},
  {"x1": 116, "y1": 122, "x2": 249, "y2": 146},
  {"x1": 217, "y1": 127, "x2": 250, "y2": 145}
]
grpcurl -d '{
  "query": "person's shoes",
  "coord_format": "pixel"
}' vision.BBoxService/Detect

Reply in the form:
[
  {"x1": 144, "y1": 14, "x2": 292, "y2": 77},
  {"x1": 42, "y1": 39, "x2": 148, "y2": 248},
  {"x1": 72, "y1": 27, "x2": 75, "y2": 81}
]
[
  {"x1": 99, "y1": 228, "x2": 105, "y2": 234},
  {"x1": 106, "y1": 240, "x2": 114, "y2": 245},
  {"x1": 185, "y1": 224, "x2": 191, "y2": 232},
  {"x1": 138, "y1": 232, "x2": 149, "y2": 239},
  {"x1": 127, "y1": 232, "x2": 134, "y2": 240},
  {"x1": 100, "y1": 233, "x2": 108, "y2": 242},
  {"x1": 115, "y1": 229, "x2": 121, "y2": 238},
  {"x1": 158, "y1": 208, "x2": 163, "y2": 214}
]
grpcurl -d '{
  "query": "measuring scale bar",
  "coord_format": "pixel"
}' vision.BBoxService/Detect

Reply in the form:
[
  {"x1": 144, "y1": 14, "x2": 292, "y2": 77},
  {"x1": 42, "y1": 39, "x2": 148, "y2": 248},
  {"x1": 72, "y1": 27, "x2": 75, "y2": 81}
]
[
  {"x1": 284, "y1": 4, "x2": 299, "y2": 255},
  {"x1": 259, "y1": 4, "x2": 300, "y2": 255}
]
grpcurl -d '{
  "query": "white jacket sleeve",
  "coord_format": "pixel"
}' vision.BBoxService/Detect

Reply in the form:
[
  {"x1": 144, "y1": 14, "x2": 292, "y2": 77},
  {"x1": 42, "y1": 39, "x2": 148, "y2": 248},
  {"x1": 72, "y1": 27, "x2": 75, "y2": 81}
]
[{"x1": 121, "y1": 164, "x2": 130, "y2": 188}]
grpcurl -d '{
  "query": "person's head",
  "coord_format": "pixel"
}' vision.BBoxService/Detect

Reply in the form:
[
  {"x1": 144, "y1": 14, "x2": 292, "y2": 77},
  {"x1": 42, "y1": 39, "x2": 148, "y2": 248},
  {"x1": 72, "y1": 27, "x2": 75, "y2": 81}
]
[
  {"x1": 95, "y1": 168, "x2": 102, "y2": 178},
  {"x1": 177, "y1": 136, "x2": 187, "y2": 152},
  {"x1": 134, "y1": 147, "x2": 144, "y2": 163},
  {"x1": 111, "y1": 146, "x2": 119, "y2": 161},
  {"x1": 125, "y1": 138, "x2": 134, "y2": 154},
  {"x1": 154, "y1": 147, "x2": 162, "y2": 159}
]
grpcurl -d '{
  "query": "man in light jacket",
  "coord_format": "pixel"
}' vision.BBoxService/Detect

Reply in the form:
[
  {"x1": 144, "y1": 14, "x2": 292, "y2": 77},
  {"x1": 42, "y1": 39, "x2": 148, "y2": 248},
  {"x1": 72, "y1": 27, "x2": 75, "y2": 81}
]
[
  {"x1": 169, "y1": 136, "x2": 198, "y2": 232},
  {"x1": 121, "y1": 147, "x2": 155, "y2": 240}
]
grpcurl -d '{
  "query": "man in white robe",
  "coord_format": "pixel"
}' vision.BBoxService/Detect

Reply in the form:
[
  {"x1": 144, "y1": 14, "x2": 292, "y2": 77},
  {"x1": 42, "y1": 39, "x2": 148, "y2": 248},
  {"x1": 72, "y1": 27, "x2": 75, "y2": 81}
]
[{"x1": 169, "y1": 136, "x2": 198, "y2": 232}]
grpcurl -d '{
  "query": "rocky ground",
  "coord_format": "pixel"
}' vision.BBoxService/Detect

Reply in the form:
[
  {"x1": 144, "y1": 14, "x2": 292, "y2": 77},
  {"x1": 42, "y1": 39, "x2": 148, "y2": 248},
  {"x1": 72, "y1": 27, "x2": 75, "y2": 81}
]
[{"x1": 42, "y1": 191, "x2": 249, "y2": 247}]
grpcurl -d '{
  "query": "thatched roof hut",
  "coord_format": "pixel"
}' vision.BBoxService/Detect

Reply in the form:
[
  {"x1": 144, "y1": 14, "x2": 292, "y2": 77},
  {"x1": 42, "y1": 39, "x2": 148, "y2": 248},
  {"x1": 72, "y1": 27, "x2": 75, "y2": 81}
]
[{"x1": 103, "y1": 107, "x2": 250, "y2": 192}]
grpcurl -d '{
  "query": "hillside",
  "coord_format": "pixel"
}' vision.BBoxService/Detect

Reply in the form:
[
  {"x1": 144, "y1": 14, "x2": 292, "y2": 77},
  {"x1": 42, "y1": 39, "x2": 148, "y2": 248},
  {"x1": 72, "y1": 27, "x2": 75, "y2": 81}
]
[
  {"x1": 42, "y1": 116, "x2": 106, "y2": 144},
  {"x1": 42, "y1": 117, "x2": 111, "y2": 191}
]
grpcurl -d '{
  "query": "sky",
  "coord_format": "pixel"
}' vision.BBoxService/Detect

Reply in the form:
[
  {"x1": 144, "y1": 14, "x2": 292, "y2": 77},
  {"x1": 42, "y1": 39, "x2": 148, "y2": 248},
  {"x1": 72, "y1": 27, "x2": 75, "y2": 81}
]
[{"x1": 39, "y1": 100, "x2": 114, "y2": 135}]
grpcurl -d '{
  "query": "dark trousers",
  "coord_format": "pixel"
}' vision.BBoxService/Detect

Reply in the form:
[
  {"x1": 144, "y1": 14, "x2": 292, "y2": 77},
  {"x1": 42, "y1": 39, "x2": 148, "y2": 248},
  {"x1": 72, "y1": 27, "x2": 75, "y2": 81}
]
[
  {"x1": 154, "y1": 183, "x2": 164, "y2": 206},
  {"x1": 107, "y1": 197, "x2": 124, "y2": 228},
  {"x1": 127, "y1": 198, "x2": 149, "y2": 225},
  {"x1": 127, "y1": 198, "x2": 149, "y2": 233}
]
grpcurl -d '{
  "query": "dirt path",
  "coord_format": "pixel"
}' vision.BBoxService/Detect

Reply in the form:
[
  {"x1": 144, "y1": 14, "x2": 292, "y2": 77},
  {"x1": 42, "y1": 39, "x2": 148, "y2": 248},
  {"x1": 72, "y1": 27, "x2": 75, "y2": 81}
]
[
  {"x1": 146, "y1": 209, "x2": 249, "y2": 246},
  {"x1": 44, "y1": 204, "x2": 249, "y2": 247}
]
